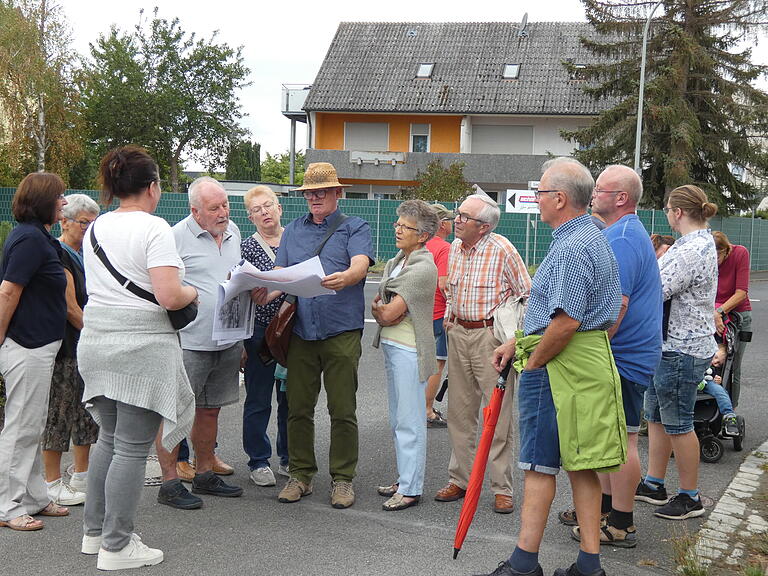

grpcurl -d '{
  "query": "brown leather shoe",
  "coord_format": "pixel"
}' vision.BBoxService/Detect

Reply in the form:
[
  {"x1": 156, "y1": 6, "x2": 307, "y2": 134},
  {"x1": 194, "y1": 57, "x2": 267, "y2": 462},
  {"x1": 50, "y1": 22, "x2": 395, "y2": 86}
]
[
  {"x1": 434, "y1": 483, "x2": 466, "y2": 502},
  {"x1": 494, "y1": 494, "x2": 515, "y2": 514},
  {"x1": 176, "y1": 461, "x2": 195, "y2": 483},
  {"x1": 191, "y1": 456, "x2": 234, "y2": 476}
]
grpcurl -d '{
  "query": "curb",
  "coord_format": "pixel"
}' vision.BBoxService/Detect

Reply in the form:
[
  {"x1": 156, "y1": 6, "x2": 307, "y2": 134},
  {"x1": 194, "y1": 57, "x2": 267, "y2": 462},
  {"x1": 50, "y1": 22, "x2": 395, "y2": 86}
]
[{"x1": 694, "y1": 440, "x2": 768, "y2": 568}]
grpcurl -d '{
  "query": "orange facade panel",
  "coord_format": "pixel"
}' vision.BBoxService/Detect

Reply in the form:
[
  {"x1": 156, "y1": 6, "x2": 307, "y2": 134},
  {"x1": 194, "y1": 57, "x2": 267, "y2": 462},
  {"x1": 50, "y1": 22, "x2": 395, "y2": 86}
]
[{"x1": 315, "y1": 113, "x2": 462, "y2": 153}]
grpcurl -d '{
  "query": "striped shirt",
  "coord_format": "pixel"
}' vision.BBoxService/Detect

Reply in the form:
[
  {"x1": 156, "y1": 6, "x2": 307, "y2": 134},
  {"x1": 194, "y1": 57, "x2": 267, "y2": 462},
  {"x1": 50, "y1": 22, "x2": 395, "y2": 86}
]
[{"x1": 446, "y1": 232, "x2": 531, "y2": 322}]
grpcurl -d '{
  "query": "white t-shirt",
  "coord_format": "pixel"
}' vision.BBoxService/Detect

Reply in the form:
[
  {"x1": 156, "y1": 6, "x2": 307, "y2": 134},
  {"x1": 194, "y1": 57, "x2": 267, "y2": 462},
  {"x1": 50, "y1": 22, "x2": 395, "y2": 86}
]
[{"x1": 84, "y1": 211, "x2": 184, "y2": 310}]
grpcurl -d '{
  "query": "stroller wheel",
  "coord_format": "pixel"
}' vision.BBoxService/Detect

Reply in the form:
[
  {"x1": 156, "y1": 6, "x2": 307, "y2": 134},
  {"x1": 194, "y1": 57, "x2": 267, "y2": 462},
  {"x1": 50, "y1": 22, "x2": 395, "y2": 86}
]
[
  {"x1": 733, "y1": 416, "x2": 746, "y2": 452},
  {"x1": 701, "y1": 436, "x2": 724, "y2": 463}
]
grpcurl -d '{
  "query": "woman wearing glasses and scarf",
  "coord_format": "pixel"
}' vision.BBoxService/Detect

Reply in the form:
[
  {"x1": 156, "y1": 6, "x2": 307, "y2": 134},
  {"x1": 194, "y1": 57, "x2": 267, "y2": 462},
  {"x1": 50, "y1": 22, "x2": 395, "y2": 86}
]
[{"x1": 372, "y1": 199, "x2": 438, "y2": 511}]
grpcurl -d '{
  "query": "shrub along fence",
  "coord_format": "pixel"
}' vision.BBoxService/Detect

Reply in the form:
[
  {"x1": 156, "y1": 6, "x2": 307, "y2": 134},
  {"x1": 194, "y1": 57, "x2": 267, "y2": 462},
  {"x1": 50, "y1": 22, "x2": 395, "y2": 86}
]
[{"x1": 1, "y1": 188, "x2": 766, "y2": 270}]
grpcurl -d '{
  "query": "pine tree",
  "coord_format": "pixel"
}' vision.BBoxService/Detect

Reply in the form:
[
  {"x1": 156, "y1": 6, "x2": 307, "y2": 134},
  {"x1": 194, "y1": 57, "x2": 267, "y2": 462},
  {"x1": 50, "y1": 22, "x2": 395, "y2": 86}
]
[{"x1": 563, "y1": 0, "x2": 768, "y2": 212}]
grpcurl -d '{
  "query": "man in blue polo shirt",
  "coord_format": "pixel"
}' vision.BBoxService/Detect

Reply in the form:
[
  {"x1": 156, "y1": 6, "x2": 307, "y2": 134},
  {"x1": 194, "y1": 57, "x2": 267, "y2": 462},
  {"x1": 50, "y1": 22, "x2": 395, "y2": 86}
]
[
  {"x1": 267, "y1": 162, "x2": 374, "y2": 509},
  {"x1": 564, "y1": 165, "x2": 662, "y2": 549}
]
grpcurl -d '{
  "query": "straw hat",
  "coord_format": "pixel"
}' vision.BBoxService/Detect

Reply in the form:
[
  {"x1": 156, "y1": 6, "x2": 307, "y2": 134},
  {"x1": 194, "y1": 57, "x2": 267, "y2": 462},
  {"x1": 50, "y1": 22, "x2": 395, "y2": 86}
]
[
  {"x1": 431, "y1": 203, "x2": 454, "y2": 220},
  {"x1": 292, "y1": 162, "x2": 351, "y2": 192}
]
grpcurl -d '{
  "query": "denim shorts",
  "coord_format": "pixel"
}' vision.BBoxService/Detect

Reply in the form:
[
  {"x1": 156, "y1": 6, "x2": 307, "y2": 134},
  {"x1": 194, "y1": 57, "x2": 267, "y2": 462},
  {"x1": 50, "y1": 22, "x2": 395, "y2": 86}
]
[
  {"x1": 517, "y1": 367, "x2": 560, "y2": 475},
  {"x1": 644, "y1": 350, "x2": 712, "y2": 434},
  {"x1": 620, "y1": 376, "x2": 645, "y2": 434},
  {"x1": 433, "y1": 318, "x2": 447, "y2": 360}
]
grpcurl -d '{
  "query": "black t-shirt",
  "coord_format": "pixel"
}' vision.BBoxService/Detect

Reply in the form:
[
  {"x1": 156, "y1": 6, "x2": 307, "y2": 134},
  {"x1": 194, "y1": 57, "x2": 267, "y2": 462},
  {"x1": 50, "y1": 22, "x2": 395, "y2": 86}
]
[
  {"x1": 1, "y1": 221, "x2": 67, "y2": 348},
  {"x1": 57, "y1": 246, "x2": 87, "y2": 359}
]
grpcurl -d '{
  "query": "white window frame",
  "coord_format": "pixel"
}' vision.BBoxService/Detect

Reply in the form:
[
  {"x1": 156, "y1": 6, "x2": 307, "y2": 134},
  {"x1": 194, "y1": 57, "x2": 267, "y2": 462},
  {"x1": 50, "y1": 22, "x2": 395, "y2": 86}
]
[
  {"x1": 409, "y1": 123, "x2": 431, "y2": 153},
  {"x1": 416, "y1": 63, "x2": 434, "y2": 78},
  {"x1": 502, "y1": 63, "x2": 520, "y2": 79}
]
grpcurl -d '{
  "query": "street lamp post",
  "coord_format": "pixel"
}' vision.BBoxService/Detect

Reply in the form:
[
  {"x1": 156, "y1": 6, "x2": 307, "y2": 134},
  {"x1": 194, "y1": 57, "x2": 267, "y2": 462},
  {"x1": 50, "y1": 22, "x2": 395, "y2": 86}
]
[{"x1": 634, "y1": 0, "x2": 665, "y2": 175}]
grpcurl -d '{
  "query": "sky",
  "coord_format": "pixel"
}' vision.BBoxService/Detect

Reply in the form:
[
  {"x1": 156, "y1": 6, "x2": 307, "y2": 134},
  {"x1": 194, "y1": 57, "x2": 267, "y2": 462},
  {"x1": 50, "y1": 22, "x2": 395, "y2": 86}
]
[{"x1": 60, "y1": 0, "x2": 768, "y2": 165}]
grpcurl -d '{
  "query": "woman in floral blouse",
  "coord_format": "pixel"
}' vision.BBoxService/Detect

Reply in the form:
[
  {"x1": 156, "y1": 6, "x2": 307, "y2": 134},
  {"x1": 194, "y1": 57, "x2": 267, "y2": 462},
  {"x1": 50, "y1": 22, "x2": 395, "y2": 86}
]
[
  {"x1": 638, "y1": 185, "x2": 718, "y2": 521},
  {"x1": 241, "y1": 186, "x2": 288, "y2": 488}
]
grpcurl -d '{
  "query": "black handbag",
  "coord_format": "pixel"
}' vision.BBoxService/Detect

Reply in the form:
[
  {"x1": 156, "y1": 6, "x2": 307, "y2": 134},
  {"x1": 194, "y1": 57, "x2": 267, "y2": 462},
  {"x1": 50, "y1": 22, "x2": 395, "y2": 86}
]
[{"x1": 89, "y1": 223, "x2": 198, "y2": 330}]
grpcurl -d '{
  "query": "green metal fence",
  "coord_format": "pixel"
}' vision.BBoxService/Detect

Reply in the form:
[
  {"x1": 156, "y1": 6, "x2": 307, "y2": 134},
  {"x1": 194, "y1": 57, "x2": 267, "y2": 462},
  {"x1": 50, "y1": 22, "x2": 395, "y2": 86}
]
[{"x1": 1, "y1": 188, "x2": 766, "y2": 270}]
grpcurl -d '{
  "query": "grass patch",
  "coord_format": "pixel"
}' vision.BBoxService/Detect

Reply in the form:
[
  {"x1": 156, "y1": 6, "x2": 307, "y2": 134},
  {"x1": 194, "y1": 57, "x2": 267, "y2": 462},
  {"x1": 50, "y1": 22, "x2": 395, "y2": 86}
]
[{"x1": 669, "y1": 526, "x2": 709, "y2": 576}]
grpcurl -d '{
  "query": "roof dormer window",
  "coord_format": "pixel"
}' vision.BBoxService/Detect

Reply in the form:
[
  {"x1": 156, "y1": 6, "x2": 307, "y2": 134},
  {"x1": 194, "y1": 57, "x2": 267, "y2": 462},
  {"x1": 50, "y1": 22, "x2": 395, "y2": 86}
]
[
  {"x1": 570, "y1": 64, "x2": 587, "y2": 80},
  {"x1": 503, "y1": 63, "x2": 521, "y2": 79},
  {"x1": 416, "y1": 63, "x2": 434, "y2": 78}
]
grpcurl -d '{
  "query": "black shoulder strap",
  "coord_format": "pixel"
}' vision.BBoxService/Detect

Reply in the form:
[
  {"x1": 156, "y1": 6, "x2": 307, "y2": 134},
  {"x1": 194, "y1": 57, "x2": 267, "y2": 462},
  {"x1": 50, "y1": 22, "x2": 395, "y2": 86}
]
[
  {"x1": 89, "y1": 221, "x2": 160, "y2": 306},
  {"x1": 314, "y1": 213, "x2": 348, "y2": 257}
]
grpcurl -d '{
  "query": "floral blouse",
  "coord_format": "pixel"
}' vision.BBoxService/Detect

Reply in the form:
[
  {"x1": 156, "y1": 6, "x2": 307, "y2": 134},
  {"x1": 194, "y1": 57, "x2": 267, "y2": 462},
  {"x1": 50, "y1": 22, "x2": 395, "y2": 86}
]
[
  {"x1": 658, "y1": 229, "x2": 718, "y2": 358},
  {"x1": 241, "y1": 234, "x2": 285, "y2": 326}
]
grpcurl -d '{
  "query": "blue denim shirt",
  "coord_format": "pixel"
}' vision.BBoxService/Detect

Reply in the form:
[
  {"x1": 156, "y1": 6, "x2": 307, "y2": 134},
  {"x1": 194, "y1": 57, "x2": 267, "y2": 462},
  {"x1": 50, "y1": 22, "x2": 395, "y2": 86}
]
[
  {"x1": 524, "y1": 213, "x2": 621, "y2": 336},
  {"x1": 276, "y1": 209, "x2": 374, "y2": 341}
]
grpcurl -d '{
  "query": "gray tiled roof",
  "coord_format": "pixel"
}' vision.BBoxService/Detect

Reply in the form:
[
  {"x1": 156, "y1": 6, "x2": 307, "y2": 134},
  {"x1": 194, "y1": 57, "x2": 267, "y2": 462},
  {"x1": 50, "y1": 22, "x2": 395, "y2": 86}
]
[{"x1": 304, "y1": 21, "x2": 611, "y2": 116}]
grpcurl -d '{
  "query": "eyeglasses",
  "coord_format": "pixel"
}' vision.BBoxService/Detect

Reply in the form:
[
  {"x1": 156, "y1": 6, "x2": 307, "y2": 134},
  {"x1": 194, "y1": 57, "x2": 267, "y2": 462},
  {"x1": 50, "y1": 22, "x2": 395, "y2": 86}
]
[
  {"x1": 248, "y1": 201, "x2": 276, "y2": 216},
  {"x1": 454, "y1": 211, "x2": 486, "y2": 224},
  {"x1": 393, "y1": 222, "x2": 420, "y2": 233},
  {"x1": 593, "y1": 188, "x2": 624, "y2": 195},
  {"x1": 302, "y1": 189, "x2": 328, "y2": 200},
  {"x1": 533, "y1": 189, "x2": 561, "y2": 200},
  {"x1": 663, "y1": 206, "x2": 673, "y2": 214},
  {"x1": 66, "y1": 217, "x2": 94, "y2": 229}
]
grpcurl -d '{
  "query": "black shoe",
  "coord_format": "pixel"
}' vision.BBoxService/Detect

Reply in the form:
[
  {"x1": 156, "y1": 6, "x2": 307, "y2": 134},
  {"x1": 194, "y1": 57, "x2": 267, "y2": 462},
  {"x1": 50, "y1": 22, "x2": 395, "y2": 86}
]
[
  {"x1": 191, "y1": 470, "x2": 243, "y2": 497},
  {"x1": 553, "y1": 563, "x2": 606, "y2": 576},
  {"x1": 474, "y1": 561, "x2": 543, "y2": 576},
  {"x1": 157, "y1": 479, "x2": 203, "y2": 509},
  {"x1": 654, "y1": 493, "x2": 705, "y2": 520},
  {"x1": 723, "y1": 415, "x2": 739, "y2": 437},
  {"x1": 634, "y1": 480, "x2": 670, "y2": 505}
]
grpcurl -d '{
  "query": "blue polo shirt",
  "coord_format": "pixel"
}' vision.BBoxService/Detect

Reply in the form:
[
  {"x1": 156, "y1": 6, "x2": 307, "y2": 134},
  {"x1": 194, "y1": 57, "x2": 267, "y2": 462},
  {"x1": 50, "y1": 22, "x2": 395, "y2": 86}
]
[
  {"x1": 1, "y1": 221, "x2": 67, "y2": 348},
  {"x1": 276, "y1": 209, "x2": 374, "y2": 341},
  {"x1": 525, "y1": 213, "x2": 621, "y2": 336},
  {"x1": 604, "y1": 214, "x2": 663, "y2": 385}
]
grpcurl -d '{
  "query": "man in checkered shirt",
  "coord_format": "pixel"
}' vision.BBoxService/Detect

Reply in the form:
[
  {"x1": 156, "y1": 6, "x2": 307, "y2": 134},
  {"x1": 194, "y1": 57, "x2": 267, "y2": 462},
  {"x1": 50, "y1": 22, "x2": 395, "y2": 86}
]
[{"x1": 434, "y1": 193, "x2": 531, "y2": 515}]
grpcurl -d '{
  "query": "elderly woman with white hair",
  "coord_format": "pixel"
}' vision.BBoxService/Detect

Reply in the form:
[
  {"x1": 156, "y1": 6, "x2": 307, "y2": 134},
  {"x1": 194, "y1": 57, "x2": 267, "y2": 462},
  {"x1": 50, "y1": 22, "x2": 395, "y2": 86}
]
[
  {"x1": 372, "y1": 199, "x2": 438, "y2": 511},
  {"x1": 241, "y1": 185, "x2": 289, "y2": 487},
  {"x1": 41, "y1": 194, "x2": 100, "y2": 507}
]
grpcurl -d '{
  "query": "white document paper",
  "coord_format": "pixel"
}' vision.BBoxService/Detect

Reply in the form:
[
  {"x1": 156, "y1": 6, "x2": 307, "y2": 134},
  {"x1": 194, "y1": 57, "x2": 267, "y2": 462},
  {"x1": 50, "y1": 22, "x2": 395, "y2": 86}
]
[{"x1": 212, "y1": 290, "x2": 256, "y2": 345}]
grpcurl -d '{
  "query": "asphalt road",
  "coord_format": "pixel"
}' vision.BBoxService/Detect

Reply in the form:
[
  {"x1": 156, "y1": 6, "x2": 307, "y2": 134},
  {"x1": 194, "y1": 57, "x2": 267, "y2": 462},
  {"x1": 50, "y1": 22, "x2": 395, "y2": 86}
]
[{"x1": 2, "y1": 278, "x2": 766, "y2": 576}]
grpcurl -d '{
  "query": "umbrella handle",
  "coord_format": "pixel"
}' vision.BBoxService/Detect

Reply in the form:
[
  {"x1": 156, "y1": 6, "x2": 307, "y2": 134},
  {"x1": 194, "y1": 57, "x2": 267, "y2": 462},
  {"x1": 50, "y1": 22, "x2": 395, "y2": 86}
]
[{"x1": 498, "y1": 362, "x2": 513, "y2": 385}]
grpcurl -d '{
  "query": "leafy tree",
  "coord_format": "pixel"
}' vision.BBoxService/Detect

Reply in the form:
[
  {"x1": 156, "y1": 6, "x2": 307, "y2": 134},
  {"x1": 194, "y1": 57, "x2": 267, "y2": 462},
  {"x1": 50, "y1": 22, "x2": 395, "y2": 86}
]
[
  {"x1": 0, "y1": 0, "x2": 82, "y2": 184},
  {"x1": 81, "y1": 8, "x2": 250, "y2": 192},
  {"x1": 401, "y1": 159, "x2": 472, "y2": 202},
  {"x1": 225, "y1": 140, "x2": 261, "y2": 181},
  {"x1": 261, "y1": 150, "x2": 304, "y2": 186},
  {"x1": 563, "y1": 0, "x2": 768, "y2": 212}
]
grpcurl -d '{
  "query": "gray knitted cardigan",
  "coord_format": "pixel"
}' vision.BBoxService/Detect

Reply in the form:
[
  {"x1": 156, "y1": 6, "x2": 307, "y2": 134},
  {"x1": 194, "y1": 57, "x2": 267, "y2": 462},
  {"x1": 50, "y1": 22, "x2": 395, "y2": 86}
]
[
  {"x1": 372, "y1": 246, "x2": 437, "y2": 382},
  {"x1": 78, "y1": 305, "x2": 195, "y2": 450}
]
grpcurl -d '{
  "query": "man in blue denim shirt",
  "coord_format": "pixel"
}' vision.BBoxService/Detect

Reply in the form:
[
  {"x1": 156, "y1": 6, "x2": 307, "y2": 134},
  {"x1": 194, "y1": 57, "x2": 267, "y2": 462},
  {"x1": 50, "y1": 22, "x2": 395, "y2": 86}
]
[
  {"x1": 485, "y1": 158, "x2": 622, "y2": 576},
  {"x1": 257, "y1": 162, "x2": 374, "y2": 510}
]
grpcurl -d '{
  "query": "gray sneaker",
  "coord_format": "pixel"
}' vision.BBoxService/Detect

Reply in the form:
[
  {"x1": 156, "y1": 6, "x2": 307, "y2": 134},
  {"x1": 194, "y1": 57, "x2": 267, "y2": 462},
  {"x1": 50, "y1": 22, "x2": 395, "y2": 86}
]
[
  {"x1": 249, "y1": 466, "x2": 276, "y2": 487},
  {"x1": 277, "y1": 464, "x2": 290, "y2": 478},
  {"x1": 278, "y1": 477, "x2": 312, "y2": 503},
  {"x1": 330, "y1": 480, "x2": 355, "y2": 509}
]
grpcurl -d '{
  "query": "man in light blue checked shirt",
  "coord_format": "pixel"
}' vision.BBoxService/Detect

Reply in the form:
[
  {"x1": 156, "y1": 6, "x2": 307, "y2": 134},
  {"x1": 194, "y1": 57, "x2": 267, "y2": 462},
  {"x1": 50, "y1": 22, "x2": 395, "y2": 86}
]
[{"x1": 482, "y1": 158, "x2": 623, "y2": 576}]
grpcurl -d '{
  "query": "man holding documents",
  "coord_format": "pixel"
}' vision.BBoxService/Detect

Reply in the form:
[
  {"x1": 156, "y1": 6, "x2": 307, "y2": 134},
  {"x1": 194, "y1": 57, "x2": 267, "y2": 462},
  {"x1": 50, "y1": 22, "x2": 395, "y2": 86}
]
[
  {"x1": 259, "y1": 162, "x2": 373, "y2": 509},
  {"x1": 155, "y1": 177, "x2": 244, "y2": 509}
]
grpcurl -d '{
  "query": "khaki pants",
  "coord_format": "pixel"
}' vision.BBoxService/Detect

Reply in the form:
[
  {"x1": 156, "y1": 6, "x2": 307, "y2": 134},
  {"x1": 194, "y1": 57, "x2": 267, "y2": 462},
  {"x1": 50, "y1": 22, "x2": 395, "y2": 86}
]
[
  {"x1": 446, "y1": 325, "x2": 515, "y2": 496},
  {"x1": 0, "y1": 338, "x2": 61, "y2": 521}
]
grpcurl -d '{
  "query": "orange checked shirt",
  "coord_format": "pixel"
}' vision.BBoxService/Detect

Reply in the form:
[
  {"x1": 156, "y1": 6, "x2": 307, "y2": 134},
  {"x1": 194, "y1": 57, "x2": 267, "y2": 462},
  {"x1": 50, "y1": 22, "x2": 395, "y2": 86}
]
[{"x1": 445, "y1": 232, "x2": 531, "y2": 322}]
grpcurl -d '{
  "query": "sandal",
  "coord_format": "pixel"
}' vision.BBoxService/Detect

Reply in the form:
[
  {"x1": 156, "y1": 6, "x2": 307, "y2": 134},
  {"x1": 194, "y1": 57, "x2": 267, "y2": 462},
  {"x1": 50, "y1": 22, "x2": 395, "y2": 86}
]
[
  {"x1": 427, "y1": 410, "x2": 447, "y2": 428},
  {"x1": 38, "y1": 501, "x2": 69, "y2": 517},
  {"x1": 377, "y1": 482, "x2": 399, "y2": 497},
  {"x1": 382, "y1": 493, "x2": 420, "y2": 511},
  {"x1": 0, "y1": 514, "x2": 44, "y2": 531}
]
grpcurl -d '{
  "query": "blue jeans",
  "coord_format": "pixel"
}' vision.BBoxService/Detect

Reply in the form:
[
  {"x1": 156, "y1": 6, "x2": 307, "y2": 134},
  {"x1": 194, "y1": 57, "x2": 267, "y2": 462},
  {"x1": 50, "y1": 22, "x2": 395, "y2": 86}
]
[
  {"x1": 645, "y1": 350, "x2": 711, "y2": 434},
  {"x1": 702, "y1": 381, "x2": 735, "y2": 416},
  {"x1": 382, "y1": 343, "x2": 426, "y2": 496},
  {"x1": 517, "y1": 367, "x2": 560, "y2": 475},
  {"x1": 243, "y1": 324, "x2": 288, "y2": 470}
]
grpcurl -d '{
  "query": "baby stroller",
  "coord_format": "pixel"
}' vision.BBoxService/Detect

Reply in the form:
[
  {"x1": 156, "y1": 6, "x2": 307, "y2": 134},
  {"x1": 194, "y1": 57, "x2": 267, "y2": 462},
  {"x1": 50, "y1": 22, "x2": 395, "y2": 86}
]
[{"x1": 693, "y1": 312, "x2": 751, "y2": 463}]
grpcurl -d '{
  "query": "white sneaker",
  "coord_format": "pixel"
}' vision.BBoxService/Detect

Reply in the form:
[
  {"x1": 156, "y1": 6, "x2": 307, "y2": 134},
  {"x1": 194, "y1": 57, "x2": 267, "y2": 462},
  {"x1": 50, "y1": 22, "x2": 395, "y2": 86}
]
[
  {"x1": 97, "y1": 533, "x2": 163, "y2": 570},
  {"x1": 48, "y1": 478, "x2": 86, "y2": 506},
  {"x1": 277, "y1": 464, "x2": 290, "y2": 478},
  {"x1": 249, "y1": 466, "x2": 276, "y2": 487},
  {"x1": 82, "y1": 534, "x2": 102, "y2": 555}
]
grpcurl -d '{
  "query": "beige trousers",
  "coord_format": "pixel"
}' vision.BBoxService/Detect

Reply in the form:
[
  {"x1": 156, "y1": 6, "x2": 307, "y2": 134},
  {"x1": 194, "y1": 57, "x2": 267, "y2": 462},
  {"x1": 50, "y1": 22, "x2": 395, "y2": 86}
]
[{"x1": 446, "y1": 324, "x2": 515, "y2": 496}]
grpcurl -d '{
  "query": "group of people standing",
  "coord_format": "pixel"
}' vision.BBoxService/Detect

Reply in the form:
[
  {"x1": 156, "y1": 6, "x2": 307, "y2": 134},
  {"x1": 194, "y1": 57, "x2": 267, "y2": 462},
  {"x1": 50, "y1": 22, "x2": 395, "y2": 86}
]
[{"x1": 0, "y1": 152, "x2": 753, "y2": 576}]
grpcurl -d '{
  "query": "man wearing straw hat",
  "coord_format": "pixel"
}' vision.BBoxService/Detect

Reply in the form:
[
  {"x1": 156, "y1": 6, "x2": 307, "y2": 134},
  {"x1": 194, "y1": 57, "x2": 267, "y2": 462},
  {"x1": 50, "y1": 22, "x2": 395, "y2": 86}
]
[{"x1": 255, "y1": 162, "x2": 374, "y2": 509}]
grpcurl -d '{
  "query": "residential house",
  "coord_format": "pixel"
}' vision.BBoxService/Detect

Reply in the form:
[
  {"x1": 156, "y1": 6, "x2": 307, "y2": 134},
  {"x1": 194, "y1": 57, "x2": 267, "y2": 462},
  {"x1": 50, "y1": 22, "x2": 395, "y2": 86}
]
[{"x1": 303, "y1": 20, "x2": 612, "y2": 200}]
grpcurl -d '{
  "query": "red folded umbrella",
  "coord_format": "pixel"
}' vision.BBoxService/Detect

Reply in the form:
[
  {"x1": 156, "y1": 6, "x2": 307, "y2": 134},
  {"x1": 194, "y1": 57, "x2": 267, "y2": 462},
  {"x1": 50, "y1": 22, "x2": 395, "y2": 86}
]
[{"x1": 453, "y1": 364, "x2": 512, "y2": 559}]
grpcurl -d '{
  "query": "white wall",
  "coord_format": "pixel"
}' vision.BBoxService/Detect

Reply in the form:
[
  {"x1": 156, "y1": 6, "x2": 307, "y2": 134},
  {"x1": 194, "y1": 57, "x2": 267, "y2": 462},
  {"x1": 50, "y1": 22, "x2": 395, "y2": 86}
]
[{"x1": 468, "y1": 115, "x2": 591, "y2": 156}]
